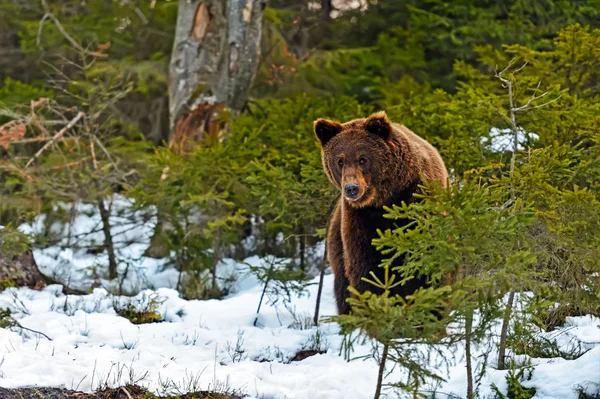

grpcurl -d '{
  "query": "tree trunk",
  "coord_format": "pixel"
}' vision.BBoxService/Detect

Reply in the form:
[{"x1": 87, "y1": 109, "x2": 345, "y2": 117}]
[
  {"x1": 465, "y1": 312, "x2": 474, "y2": 399},
  {"x1": 98, "y1": 198, "x2": 118, "y2": 280},
  {"x1": 374, "y1": 343, "x2": 389, "y2": 399},
  {"x1": 497, "y1": 289, "x2": 515, "y2": 370},
  {"x1": 0, "y1": 251, "x2": 46, "y2": 289},
  {"x1": 313, "y1": 240, "x2": 327, "y2": 326},
  {"x1": 168, "y1": 0, "x2": 264, "y2": 151},
  {"x1": 212, "y1": 228, "x2": 221, "y2": 292},
  {"x1": 298, "y1": 226, "x2": 306, "y2": 271},
  {"x1": 322, "y1": 0, "x2": 332, "y2": 19}
]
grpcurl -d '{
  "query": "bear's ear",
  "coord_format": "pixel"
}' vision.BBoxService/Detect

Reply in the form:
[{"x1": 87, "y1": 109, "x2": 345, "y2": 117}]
[
  {"x1": 314, "y1": 118, "x2": 342, "y2": 146},
  {"x1": 365, "y1": 111, "x2": 392, "y2": 140}
]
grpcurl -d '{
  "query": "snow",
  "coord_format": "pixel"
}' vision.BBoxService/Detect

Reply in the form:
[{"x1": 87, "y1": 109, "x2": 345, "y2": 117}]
[
  {"x1": 483, "y1": 127, "x2": 540, "y2": 153},
  {"x1": 3, "y1": 200, "x2": 599, "y2": 398},
  {"x1": 0, "y1": 276, "x2": 598, "y2": 398},
  {"x1": 17, "y1": 195, "x2": 173, "y2": 293}
]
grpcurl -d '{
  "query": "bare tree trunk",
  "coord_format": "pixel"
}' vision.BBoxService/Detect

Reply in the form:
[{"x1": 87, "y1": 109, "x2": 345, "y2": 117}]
[
  {"x1": 298, "y1": 226, "x2": 306, "y2": 271},
  {"x1": 313, "y1": 200, "x2": 336, "y2": 325},
  {"x1": 322, "y1": 0, "x2": 333, "y2": 19},
  {"x1": 374, "y1": 343, "x2": 389, "y2": 399},
  {"x1": 212, "y1": 229, "x2": 221, "y2": 292},
  {"x1": 465, "y1": 312, "x2": 474, "y2": 399},
  {"x1": 169, "y1": 0, "x2": 264, "y2": 151},
  {"x1": 0, "y1": 251, "x2": 46, "y2": 289},
  {"x1": 497, "y1": 290, "x2": 515, "y2": 369},
  {"x1": 494, "y1": 60, "x2": 560, "y2": 371},
  {"x1": 313, "y1": 240, "x2": 327, "y2": 326},
  {"x1": 98, "y1": 199, "x2": 118, "y2": 280}
]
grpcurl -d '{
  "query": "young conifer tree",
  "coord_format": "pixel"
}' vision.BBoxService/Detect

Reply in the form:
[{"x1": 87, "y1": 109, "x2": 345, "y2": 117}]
[{"x1": 329, "y1": 176, "x2": 537, "y2": 398}]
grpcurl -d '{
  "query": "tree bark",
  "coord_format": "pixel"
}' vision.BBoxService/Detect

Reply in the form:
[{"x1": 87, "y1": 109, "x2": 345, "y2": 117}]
[
  {"x1": 374, "y1": 343, "x2": 389, "y2": 399},
  {"x1": 465, "y1": 312, "x2": 474, "y2": 399},
  {"x1": 313, "y1": 240, "x2": 327, "y2": 326},
  {"x1": 322, "y1": 0, "x2": 333, "y2": 19},
  {"x1": 98, "y1": 198, "x2": 118, "y2": 280},
  {"x1": 497, "y1": 289, "x2": 515, "y2": 370},
  {"x1": 0, "y1": 251, "x2": 46, "y2": 289},
  {"x1": 168, "y1": 0, "x2": 264, "y2": 151}
]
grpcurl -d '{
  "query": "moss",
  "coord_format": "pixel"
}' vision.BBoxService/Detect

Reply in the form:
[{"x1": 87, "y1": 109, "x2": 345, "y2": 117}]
[{"x1": 114, "y1": 303, "x2": 163, "y2": 325}]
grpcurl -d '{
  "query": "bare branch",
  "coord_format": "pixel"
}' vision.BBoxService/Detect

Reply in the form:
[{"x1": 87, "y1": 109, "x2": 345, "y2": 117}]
[
  {"x1": 92, "y1": 134, "x2": 125, "y2": 180},
  {"x1": 513, "y1": 61, "x2": 529, "y2": 75},
  {"x1": 90, "y1": 140, "x2": 98, "y2": 171},
  {"x1": 14, "y1": 322, "x2": 52, "y2": 341},
  {"x1": 513, "y1": 91, "x2": 549, "y2": 111},
  {"x1": 495, "y1": 57, "x2": 517, "y2": 78},
  {"x1": 130, "y1": 5, "x2": 149, "y2": 24},
  {"x1": 40, "y1": 0, "x2": 84, "y2": 53},
  {"x1": 36, "y1": 13, "x2": 51, "y2": 49},
  {"x1": 25, "y1": 112, "x2": 85, "y2": 168},
  {"x1": 515, "y1": 94, "x2": 563, "y2": 112}
]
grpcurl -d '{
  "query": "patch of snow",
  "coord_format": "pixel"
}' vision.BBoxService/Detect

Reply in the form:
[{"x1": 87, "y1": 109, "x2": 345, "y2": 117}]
[
  {"x1": 17, "y1": 195, "x2": 171, "y2": 293},
  {"x1": 483, "y1": 127, "x2": 540, "y2": 153},
  {"x1": 8, "y1": 197, "x2": 600, "y2": 398},
  {"x1": 0, "y1": 275, "x2": 598, "y2": 398}
]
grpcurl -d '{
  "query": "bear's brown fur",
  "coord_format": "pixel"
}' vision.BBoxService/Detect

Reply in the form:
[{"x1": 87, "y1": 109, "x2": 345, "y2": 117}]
[{"x1": 314, "y1": 111, "x2": 448, "y2": 315}]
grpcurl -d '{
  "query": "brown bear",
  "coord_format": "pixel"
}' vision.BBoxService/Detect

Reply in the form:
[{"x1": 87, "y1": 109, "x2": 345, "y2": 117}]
[{"x1": 314, "y1": 111, "x2": 449, "y2": 315}]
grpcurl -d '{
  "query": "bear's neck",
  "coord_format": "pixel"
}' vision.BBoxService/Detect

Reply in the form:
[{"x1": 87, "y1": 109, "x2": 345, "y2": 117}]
[{"x1": 342, "y1": 182, "x2": 417, "y2": 227}]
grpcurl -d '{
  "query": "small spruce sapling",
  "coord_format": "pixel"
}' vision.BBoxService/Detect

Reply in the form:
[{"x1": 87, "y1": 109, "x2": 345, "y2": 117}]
[{"x1": 247, "y1": 256, "x2": 314, "y2": 327}]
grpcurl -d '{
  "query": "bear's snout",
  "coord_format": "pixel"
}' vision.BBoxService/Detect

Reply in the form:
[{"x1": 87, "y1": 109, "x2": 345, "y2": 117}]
[{"x1": 344, "y1": 183, "x2": 360, "y2": 200}]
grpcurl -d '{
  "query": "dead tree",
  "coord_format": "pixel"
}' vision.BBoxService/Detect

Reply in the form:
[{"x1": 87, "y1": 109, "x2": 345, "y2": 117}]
[
  {"x1": 494, "y1": 58, "x2": 562, "y2": 371},
  {"x1": 168, "y1": 0, "x2": 265, "y2": 151}
]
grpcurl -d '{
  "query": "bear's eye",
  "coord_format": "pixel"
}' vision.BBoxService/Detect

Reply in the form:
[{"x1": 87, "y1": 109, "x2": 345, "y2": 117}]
[
  {"x1": 338, "y1": 159, "x2": 344, "y2": 168},
  {"x1": 359, "y1": 157, "x2": 366, "y2": 165}
]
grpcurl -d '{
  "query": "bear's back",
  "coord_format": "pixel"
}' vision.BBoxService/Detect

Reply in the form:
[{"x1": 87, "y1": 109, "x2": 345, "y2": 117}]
[{"x1": 391, "y1": 123, "x2": 449, "y2": 188}]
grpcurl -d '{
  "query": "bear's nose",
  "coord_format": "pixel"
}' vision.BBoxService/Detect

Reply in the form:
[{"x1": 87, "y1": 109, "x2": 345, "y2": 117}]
[{"x1": 344, "y1": 183, "x2": 359, "y2": 199}]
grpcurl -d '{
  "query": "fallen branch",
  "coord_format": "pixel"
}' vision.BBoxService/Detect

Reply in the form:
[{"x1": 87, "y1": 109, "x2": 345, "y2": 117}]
[
  {"x1": 14, "y1": 321, "x2": 52, "y2": 341},
  {"x1": 25, "y1": 112, "x2": 84, "y2": 168}
]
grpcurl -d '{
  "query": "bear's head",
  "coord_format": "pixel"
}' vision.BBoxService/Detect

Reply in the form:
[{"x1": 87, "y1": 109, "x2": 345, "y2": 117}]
[{"x1": 314, "y1": 111, "x2": 402, "y2": 208}]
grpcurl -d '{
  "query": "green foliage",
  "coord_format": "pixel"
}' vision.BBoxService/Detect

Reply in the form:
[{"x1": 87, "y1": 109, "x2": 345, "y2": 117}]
[
  {"x1": 1, "y1": 4, "x2": 599, "y2": 396},
  {"x1": 0, "y1": 0, "x2": 176, "y2": 143},
  {"x1": 0, "y1": 307, "x2": 15, "y2": 329},
  {"x1": 129, "y1": 94, "x2": 364, "y2": 298},
  {"x1": 328, "y1": 176, "x2": 539, "y2": 395},
  {"x1": 0, "y1": 224, "x2": 30, "y2": 259},
  {"x1": 508, "y1": 321, "x2": 590, "y2": 360},
  {"x1": 264, "y1": 0, "x2": 599, "y2": 99},
  {"x1": 322, "y1": 22, "x2": 600, "y2": 396},
  {"x1": 113, "y1": 293, "x2": 164, "y2": 325},
  {"x1": 376, "y1": 179, "x2": 536, "y2": 289},
  {"x1": 0, "y1": 78, "x2": 53, "y2": 108},
  {"x1": 247, "y1": 256, "x2": 313, "y2": 327},
  {"x1": 492, "y1": 366, "x2": 537, "y2": 399}
]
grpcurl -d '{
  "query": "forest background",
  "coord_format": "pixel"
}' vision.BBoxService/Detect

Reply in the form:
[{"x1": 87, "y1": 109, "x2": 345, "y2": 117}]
[{"x1": 0, "y1": 1, "x2": 599, "y2": 398}]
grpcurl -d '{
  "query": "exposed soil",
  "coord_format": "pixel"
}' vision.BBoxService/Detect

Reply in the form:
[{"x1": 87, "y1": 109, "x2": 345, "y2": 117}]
[
  {"x1": 0, "y1": 385, "x2": 243, "y2": 399},
  {"x1": 0, "y1": 251, "x2": 46, "y2": 290},
  {"x1": 289, "y1": 349, "x2": 326, "y2": 362}
]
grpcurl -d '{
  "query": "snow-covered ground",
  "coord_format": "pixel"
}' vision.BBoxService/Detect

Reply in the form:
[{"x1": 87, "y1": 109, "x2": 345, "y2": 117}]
[
  {"x1": 0, "y1": 275, "x2": 598, "y2": 398},
  {"x1": 17, "y1": 196, "x2": 177, "y2": 293},
  {"x1": 2, "y1": 199, "x2": 598, "y2": 398}
]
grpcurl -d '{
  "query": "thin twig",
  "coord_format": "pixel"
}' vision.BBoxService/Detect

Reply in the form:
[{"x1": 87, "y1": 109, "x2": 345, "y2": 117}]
[
  {"x1": 515, "y1": 94, "x2": 563, "y2": 112},
  {"x1": 495, "y1": 57, "x2": 517, "y2": 79},
  {"x1": 513, "y1": 61, "x2": 529, "y2": 75},
  {"x1": 90, "y1": 140, "x2": 98, "y2": 171},
  {"x1": 40, "y1": 0, "x2": 85, "y2": 53},
  {"x1": 36, "y1": 14, "x2": 51, "y2": 49},
  {"x1": 130, "y1": 5, "x2": 149, "y2": 24},
  {"x1": 121, "y1": 387, "x2": 134, "y2": 399},
  {"x1": 14, "y1": 322, "x2": 52, "y2": 341},
  {"x1": 25, "y1": 112, "x2": 85, "y2": 168}
]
